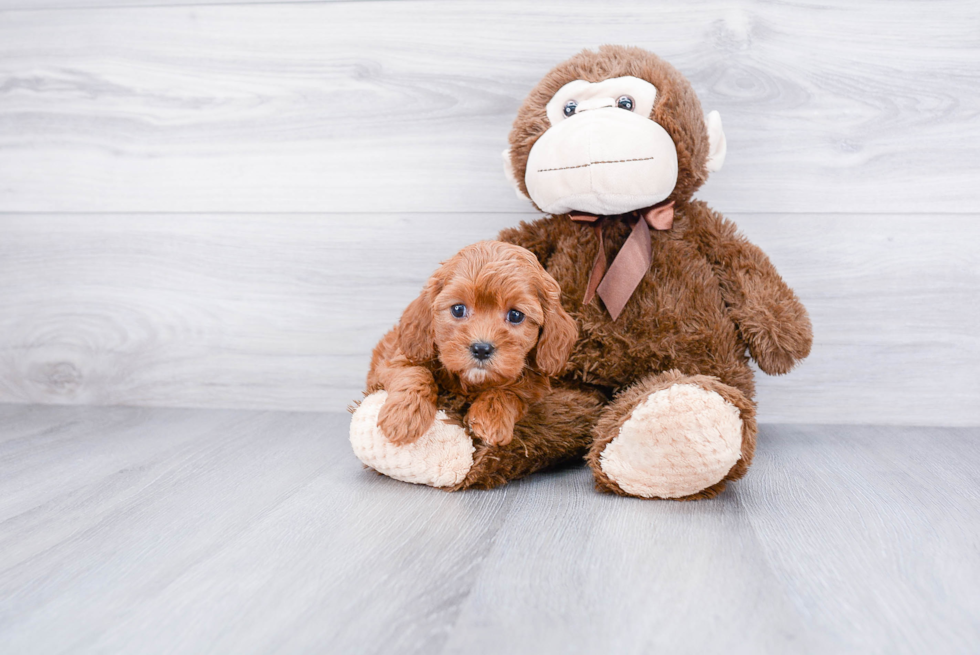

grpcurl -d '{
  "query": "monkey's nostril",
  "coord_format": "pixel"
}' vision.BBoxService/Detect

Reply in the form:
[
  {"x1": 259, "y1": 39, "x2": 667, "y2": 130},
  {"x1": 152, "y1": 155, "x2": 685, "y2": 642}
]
[{"x1": 469, "y1": 342, "x2": 495, "y2": 361}]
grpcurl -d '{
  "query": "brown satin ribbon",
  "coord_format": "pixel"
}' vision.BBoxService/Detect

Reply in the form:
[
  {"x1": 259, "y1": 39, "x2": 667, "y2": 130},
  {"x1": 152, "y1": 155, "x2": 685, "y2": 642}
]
[{"x1": 569, "y1": 200, "x2": 675, "y2": 320}]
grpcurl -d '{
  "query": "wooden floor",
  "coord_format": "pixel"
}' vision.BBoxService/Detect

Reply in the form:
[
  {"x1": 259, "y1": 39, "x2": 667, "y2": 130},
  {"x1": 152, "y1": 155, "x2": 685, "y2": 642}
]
[{"x1": 0, "y1": 404, "x2": 977, "y2": 654}]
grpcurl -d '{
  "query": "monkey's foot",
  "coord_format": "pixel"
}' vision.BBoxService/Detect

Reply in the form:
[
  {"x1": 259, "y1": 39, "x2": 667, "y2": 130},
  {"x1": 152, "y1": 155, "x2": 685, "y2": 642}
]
[
  {"x1": 349, "y1": 391, "x2": 475, "y2": 488},
  {"x1": 589, "y1": 381, "x2": 745, "y2": 499}
]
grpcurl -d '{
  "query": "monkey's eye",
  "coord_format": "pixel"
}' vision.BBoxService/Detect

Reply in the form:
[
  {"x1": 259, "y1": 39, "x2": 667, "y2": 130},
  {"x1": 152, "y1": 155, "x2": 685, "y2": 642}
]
[
  {"x1": 563, "y1": 100, "x2": 578, "y2": 117},
  {"x1": 506, "y1": 309, "x2": 525, "y2": 325},
  {"x1": 616, "y1": 95, "x2": 634, "y2": 111},
  {"x1": 450, "y1": 304, "x2": 467, "y2": 318}
]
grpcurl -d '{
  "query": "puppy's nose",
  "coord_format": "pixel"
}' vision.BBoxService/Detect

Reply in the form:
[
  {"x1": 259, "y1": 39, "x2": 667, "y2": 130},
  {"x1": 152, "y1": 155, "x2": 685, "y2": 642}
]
[{"x1": 470, "y1": 342, "x2": 495, "y2": 361}]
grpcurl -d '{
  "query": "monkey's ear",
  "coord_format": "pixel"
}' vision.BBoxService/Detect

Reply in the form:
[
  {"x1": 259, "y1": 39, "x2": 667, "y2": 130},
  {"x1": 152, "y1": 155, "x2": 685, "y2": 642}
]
[
  {"x1": 502, "y1": 148, "x2": 528, "y2": 199},
  {"x1": 705, "y1": 110, "x2": 727, "y2": 173},
  {"x1": 397, "y1": 282, "x2": 438, "y2": 363}
]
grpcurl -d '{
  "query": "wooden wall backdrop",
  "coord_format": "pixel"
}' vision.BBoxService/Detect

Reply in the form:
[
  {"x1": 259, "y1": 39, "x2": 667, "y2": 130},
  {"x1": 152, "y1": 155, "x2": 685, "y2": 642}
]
[{"x1": 0, "y1": 1, "x2": 977, "y2": 424}]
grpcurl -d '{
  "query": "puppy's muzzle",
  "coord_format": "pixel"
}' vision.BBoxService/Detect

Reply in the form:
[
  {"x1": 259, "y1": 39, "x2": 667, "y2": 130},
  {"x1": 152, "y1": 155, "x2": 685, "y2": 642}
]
[{"x1": 469, "y1": 342, "x2": 495, "y2": 362}]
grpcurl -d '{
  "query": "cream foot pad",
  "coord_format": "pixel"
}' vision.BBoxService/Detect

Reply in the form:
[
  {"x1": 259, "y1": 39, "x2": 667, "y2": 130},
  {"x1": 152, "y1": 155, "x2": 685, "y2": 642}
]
[
  {"x1": 349, "y1": 391, "x2": 476, "y2": 488},
  {"x1": 600, "y1": 384, "x2": 743, "y2": 498}
]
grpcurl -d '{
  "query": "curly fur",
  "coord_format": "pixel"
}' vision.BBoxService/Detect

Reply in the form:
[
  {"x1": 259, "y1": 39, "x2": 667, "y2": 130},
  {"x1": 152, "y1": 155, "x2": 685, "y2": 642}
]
[{"x1": 367, "y1": 241, "x2": 578, "y2": 448}]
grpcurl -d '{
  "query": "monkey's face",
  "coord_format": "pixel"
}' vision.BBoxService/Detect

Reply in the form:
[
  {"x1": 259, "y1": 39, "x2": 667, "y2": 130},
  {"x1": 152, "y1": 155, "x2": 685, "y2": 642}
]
[
  {"x1": 504, "y1": 46, "x2": 727, "y2": 216},
  {"x1": 526, "y1": 76, "x2": 678, "y2": 216}
]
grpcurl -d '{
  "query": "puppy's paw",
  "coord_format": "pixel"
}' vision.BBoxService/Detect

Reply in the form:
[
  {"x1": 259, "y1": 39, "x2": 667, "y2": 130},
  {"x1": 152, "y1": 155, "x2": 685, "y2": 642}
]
[
  {"x1": 465, "y1": 402, "x2": 515, "y2": 447},
  {"x1": 378, "y1": 391, "x2": 437, "y2": 445}
]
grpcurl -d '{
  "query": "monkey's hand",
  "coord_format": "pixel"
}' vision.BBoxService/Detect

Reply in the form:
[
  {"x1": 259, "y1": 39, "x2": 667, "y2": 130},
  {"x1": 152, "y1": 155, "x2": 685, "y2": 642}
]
[
  {"x1": 731, "y1": 273, "x2": 813, "y2": 375},
  {"x1": 378, "y1": 390, "x2": 438, "y2": 445},
  {"x1": 465, "y1": 389, "x2": 524, "y2": 447}
]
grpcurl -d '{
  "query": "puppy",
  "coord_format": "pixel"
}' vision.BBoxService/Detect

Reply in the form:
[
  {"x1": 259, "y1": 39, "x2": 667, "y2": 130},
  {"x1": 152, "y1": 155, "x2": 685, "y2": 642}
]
[{"x1": 367, "y1": 241, "x2": 577, "y2": 447}]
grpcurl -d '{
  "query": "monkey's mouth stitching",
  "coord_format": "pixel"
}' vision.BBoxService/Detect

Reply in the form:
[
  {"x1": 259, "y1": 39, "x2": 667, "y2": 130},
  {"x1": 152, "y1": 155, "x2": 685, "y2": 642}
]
[{"x1": 537, "y1": 156, "x2": 655, "y2": 173}]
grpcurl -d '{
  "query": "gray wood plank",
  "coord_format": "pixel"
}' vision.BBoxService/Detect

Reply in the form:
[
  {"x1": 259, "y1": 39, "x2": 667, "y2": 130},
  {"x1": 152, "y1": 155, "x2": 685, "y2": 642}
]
[
  {"x1": 0, "y1": 406, "x2": 518, "y2": 654},
  {"x1": 1, "y1": 405, "x2": 979, "y2": 653},
  {"x1": 0, "y1": 212, "x2": 519, "y2": 413},
  {"x1": 1, "y1": 1, "x2": 977, "y2": 213},
  {"x1": 743, "y1": 214, "x2": 980, "y2": 426},
  {"x1": 0, "y1": 405, "x2": 241, "y2": 529},
  {"x1": 0, "y1": 0, "x2": 381, "y2": 8},
  {"x1": 739, "y1": 424, "x2": 980, "y2": 655},
  {"x1": 1, "y1": 213, "x2": 977, "y2": 425},
  {"x1": 440, "y1": 468, "x2": 823, "y2": 655}
]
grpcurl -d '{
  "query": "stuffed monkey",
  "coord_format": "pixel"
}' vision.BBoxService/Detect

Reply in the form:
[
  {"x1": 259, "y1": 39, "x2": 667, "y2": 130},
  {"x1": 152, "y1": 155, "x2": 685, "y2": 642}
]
[{"x1": 350, "y1": 45, "x2": 812, "y2": 499}]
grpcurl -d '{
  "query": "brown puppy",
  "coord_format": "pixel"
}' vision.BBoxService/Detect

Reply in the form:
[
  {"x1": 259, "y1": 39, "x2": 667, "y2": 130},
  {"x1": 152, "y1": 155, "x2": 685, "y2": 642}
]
[{"x1": 367, "y1": 241, "x2": 577, "y2": 447}]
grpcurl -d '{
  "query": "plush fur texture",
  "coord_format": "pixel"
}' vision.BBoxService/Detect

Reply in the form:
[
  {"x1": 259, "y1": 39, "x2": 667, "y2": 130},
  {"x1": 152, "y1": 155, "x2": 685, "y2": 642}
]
[
  {"x1": 488, "y1": 46, "x2": 811, "y2": 499},
  {"x1": 353, "y1": 46, "x2": 811, "y2": 500},
  {"x1": 598, "y1": 384, "x2": 742, "y2": 499},
  {"x1": 508, "y1": 46, "x2": 714, "y2": 211},
  {"x1": 350, "y1": 391, "x2": 475, "y2": 488},
  {"x1": 586, "y1": 370, "x2": 757, "y2": 500},
  {"x1": 365, "y1": 241, "x2": 578, "y2": 449},
  {"x1": 350, "y1": 386, "x2": 604, "y2": 491},
  {"x1": 453, "y1": 387, "x2": 605, "y2": 491}
]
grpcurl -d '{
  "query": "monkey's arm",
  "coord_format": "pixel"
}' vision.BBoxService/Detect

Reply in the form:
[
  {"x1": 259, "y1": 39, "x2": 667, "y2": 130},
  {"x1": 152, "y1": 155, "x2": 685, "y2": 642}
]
[
  {"x1": 367, "y1": 329, "x2": 439, "y2": 445},
  {"x1": 465, "y1": 388, "x2": 527, "y2": 447},
  {"x1": 690, "y1": 203, "x2": 813, "y2": 375}
]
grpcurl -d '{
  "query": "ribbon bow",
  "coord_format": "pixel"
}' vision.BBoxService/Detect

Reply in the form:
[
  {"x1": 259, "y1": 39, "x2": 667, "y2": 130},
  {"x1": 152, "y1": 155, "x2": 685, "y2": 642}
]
[{"x1": 569, "y1": 200, "x2": 675, "y2": 320}]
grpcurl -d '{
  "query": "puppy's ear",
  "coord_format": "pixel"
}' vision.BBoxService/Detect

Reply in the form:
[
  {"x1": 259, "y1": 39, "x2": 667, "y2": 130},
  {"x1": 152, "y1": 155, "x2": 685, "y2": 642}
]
[
  {"x1": 397, "y1": 277, "x2": 440, "y2": 363},
  {"x1": 533, "y1": 274, "x2": 577, "y2": 377}
]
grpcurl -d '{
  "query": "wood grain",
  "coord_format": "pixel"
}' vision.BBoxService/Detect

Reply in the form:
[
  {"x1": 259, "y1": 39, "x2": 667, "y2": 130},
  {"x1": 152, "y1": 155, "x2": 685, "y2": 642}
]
[
  {"x1": 0, "y1": 406, "x2": 518, "y2": 654},
  {"x1": 0, "y1": 1, "x2": 978, "y2": 213},
  {"x1": 441, "y1": 468, "x2": 820, "y2": 654},
  {"x1": 1, "y1": 405, "x2": 978, "y2": 653},
  {"x1": 1, "y1": 213, "x2": 977, "y2": 425},
  {"x1": 739, "y1": 424, "x2": 980, "y2": 654},
  {"x1": 1, "y1": 1, "x2": 977, "y2": 425},
  {"x1": 0, "y1": 0, "x2": 371, "y2": 8}
]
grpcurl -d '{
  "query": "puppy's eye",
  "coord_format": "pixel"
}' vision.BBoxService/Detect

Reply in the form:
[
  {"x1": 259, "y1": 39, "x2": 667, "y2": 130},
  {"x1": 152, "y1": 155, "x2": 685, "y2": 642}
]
[
  {"x1": 616, "y1": 95, "x2": 634, "y2": 111},
  {"x1": 506, "y1": 309, "x2": 525, "y2": 325},
  {"x1": 563, "y1": 100, "x2": 577, "y2": 117},
  {"x1": 450, "y1": 304, "x2": 466, "y2": 318}
]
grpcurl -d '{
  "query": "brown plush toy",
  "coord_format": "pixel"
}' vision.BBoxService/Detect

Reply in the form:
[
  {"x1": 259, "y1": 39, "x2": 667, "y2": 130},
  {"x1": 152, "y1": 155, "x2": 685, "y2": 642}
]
[{"x1": 350, "y1": 45, "x2": 812, "y2": 499}]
